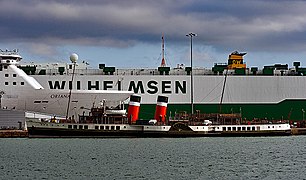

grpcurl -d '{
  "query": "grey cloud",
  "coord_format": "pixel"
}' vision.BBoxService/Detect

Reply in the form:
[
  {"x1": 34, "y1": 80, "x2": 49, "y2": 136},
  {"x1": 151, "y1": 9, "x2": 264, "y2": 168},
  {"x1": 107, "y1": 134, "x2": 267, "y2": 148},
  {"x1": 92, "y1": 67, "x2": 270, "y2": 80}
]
[{"x1": 1, "y1": 0, "x2": 306, "y2": 54}]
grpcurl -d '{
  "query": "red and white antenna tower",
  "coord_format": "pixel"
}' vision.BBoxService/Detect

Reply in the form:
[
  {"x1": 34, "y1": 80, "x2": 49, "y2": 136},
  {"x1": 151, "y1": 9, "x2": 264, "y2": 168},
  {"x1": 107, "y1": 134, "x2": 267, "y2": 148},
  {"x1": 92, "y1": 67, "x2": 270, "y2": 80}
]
[{"x1": 160, "y1": 33, "x2": 166, "y2": 67}]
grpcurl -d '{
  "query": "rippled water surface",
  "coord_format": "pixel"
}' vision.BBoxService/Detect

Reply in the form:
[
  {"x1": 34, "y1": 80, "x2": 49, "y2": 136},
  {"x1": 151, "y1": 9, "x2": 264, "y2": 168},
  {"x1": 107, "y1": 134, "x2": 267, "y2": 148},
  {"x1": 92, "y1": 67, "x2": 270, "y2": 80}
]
[{"x1": 1, "y1": 136, "x2": 306, "y2": 179}]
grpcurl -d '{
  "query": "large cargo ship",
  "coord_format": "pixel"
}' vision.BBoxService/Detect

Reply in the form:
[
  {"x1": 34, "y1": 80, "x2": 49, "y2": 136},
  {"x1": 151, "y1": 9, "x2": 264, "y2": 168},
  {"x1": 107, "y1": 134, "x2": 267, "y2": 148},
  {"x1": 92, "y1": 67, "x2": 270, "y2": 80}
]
[{"x1": 18, "y1": 51, "x2": 306, "y2": 122}]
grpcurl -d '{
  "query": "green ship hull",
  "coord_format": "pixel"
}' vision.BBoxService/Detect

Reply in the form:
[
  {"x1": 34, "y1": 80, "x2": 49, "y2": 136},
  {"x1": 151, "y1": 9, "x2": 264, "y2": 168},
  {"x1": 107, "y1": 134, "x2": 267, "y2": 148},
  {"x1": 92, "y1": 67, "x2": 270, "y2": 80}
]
[{"x1": 137, "y1": 99, "x2": 306, "y2": 121}]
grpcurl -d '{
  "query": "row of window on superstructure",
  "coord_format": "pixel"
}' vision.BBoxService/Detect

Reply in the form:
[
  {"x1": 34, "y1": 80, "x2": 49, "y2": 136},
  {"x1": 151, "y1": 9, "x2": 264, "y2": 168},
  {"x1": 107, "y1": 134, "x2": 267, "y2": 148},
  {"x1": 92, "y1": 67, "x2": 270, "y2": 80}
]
[
  {"x1": 67, "y1": 125, "x2": 89, "y2": 130},
  {"x1": 67, "y1": 125, "x2": 124, "y2": 131},
  {"x1": 221, "y1": 125, "x2": 282, "y2": 131},
  {"x1": 4, "y1": 82, "x2": 24, "y2": 86},
  {"x1": 4, "y1": 74, "x2": 17, "y2": 77},
  {"x1": 95, "y1": 125, "x2": 122, "y2": 130},
  {"x1": 222, "y1": 126, "x2": 257, "y2": 131}
]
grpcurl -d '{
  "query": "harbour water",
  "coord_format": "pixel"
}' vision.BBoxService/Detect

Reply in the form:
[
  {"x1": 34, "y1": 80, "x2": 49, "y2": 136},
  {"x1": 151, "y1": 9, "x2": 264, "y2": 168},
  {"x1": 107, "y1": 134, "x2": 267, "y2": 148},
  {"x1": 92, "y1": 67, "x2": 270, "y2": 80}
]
[{"x1": 1, "y1": 137, "x2": 306, "y2": 180}]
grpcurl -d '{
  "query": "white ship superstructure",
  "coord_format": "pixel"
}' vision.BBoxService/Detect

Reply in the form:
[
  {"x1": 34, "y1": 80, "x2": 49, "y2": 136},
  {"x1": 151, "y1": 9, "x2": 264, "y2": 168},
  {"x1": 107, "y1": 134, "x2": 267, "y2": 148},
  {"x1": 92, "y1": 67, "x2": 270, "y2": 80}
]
[{"x1": 0, "y1": 50, "x2": 133, "y2": 119}]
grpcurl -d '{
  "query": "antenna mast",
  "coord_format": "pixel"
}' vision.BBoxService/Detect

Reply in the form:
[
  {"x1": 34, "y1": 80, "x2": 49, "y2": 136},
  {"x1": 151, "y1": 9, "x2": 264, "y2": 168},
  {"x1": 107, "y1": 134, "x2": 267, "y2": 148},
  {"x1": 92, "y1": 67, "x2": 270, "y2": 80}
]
[
  {"x1": 160, "y1": 33, "x2": 166, "y2": 67},
  {"x1": 66, "y1": 53, "x2": 78, "y2": 120}
]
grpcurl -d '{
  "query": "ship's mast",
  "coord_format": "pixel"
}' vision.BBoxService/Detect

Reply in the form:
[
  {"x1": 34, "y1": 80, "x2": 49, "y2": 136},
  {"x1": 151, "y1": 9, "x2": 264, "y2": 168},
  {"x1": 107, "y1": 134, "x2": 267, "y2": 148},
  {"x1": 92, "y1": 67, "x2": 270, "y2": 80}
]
[
  {"x1": 186, "y1": 32, "x2": 196, "y2": 115},
  {"x1": 160, "y1": 33, "x2": 166, "y2": 67},
  {"x1": 66, "y1": 53, "x2": 78, "y2": 120},
  {"x1": 219, "y1": 68, "x2": 228, "y2": 113}
]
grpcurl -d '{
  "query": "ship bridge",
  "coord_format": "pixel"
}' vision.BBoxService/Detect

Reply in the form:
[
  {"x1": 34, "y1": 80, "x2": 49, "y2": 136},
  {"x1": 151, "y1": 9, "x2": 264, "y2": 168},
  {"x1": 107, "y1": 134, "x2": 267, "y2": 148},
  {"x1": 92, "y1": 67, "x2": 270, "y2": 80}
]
[{"x1": 0, "y1": 49, "x2": 22, "y2": 66}]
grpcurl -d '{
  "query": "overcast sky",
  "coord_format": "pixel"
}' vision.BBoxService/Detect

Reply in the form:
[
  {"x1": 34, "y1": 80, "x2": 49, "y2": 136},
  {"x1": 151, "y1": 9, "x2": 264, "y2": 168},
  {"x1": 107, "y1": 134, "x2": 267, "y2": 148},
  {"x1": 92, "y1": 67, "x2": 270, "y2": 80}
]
[{"x1": 1, "y1": 0, "x2": 306, "y2": 69}]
